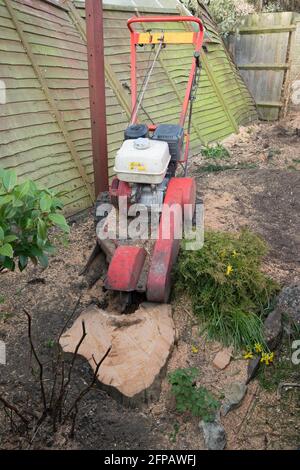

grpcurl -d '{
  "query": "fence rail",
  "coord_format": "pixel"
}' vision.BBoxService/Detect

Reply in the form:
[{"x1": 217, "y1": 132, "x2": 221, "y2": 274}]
[{"x1": 227, "y1": 12, "x2": 300, "y2": 120}]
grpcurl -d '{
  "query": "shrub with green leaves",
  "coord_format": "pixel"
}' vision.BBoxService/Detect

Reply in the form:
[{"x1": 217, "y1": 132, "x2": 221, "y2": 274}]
[
  {"x1": 176, "y1": 230, "x2": 279, "y2": 350},
  {"x1": 201, "y1": 143, "x2": 230, "y2": 160},
  {"x1": 168, "y1": 368, "x2": 219, "y2": 422},
  {"x1": 0, "y1": 168, "x2": 69, "y2": 271}
]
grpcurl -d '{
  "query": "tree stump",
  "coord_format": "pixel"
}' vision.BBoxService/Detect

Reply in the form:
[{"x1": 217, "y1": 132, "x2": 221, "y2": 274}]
[{"x1": 60, "y1": 303, "x2": 175, "y2": 406}]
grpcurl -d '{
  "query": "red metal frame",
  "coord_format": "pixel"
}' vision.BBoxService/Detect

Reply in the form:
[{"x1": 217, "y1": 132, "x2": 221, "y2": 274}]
[
  {"x1": 147, "y1": 178, "x2": 196, "y2": 303},
  {"x1": 127, "y1": 16, "x2": 204, "y2": 130},
  {"x1": 106, "y1": 246, "x2": 147, "y2": 292},
  {"x1": 102, "y1": 16, "x2": 203, "y2": 302}
]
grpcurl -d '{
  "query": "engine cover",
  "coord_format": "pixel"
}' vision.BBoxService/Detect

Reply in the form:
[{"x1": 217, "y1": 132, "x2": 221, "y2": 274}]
[{"x1": 114, "y1": 138, "x2": 171, "y2": 185}]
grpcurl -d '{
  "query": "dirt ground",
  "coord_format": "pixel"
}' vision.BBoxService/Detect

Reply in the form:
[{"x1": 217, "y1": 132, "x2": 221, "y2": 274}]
[{"x1": 0, "y1": 114, "x2": 299, "y2": 450}]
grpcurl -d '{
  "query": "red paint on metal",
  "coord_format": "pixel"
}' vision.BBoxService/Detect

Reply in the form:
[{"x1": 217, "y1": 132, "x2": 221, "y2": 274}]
[
  {"x1": 127, "y1": 16, "x2": 204, "y2": 129},
  {"x1": 147, "y1": 178, "x2": 196, "y2": 303},
  {"x1": 110, "y1": 177, "x2": 132, "y2": 209},
  {"x1": 127, "y1": 16, "x2": 204, "y2": 34},
  {"x1": 106, "y1": 246, "x2": 147, "y2": 292},
  {"x1": 86, "y1": 0, "x2": 108, "y2": 196}
]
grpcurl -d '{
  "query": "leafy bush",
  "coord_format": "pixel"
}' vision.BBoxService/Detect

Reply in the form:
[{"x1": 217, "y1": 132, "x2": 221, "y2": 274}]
[
  {"x1": 176, "y1": 230, "x2": 279, "y2": 350},
  {"x1": 201, "y1": 143, "x2": 230, "y2": 160},
  {"x1": 168, "y1": 368, "x2": 219, "y2": 422},
  {"x1": 0, "y1": 168, "x2": 69, "y2": 271}
]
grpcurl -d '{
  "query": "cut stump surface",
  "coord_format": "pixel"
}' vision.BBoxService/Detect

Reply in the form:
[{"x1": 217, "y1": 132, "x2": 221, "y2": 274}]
[{"x1": 60, "y1": 303, "x2": 175, "y2": 403}]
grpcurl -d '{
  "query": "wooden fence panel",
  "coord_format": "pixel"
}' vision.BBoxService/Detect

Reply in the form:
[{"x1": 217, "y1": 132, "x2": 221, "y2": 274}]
[{"x1": 227, "y1": 12, "x2": 297, "y2": 120}]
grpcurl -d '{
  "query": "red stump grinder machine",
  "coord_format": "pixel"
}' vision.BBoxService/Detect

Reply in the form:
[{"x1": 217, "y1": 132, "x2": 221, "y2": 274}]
[{"x1": 87, "y1": 15, "x2": 204, "y2": 310}]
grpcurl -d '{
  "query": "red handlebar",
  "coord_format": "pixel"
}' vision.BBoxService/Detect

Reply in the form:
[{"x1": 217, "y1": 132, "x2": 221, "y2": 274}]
[{"x1": 127, "y1": 15, "x2": 204, "y2": 33}]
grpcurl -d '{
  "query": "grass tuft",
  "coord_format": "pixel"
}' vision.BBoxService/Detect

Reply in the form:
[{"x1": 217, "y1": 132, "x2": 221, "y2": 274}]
[{"x1": 176, "y1": 229, "x2": 279, "y2": 351}]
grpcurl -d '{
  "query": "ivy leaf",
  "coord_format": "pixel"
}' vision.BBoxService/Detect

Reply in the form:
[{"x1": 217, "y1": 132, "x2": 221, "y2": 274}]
[
  {"x1": 2, "y1": 170, "x2": 17, "y2": 192},
  {"x1": 48, "y1": 213, "x2": 70, "y2": 233},
  {"x1": 0, "y1": 243, "x2": 13, "y2": 258}
]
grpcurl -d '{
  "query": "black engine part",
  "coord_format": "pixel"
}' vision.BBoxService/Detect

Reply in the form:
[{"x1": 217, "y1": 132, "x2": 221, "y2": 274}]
[
  {"x1": 124, "y1": 124, "x2": 149, "y2": 140},
  {"x1": 153, "y1": 124, "x2": 184, "y2": 161}
]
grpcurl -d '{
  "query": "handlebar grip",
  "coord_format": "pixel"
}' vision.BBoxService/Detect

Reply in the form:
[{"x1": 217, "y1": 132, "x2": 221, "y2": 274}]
[{"x1": 127, "y1": 16, "x2": 204, "y2": 34}]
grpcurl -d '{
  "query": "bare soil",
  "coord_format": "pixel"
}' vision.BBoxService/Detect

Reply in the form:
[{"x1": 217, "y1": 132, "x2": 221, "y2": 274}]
[{"x1": 0, "y1": 115, "x2": 299, "y2": 450}]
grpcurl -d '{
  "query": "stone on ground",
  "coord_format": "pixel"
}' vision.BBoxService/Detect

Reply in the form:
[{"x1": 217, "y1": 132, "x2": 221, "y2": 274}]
[
  {"x1": 200, "y1": 420, "x2": 226, "y2": 450},
  {"x1": 264, "y1": 307, "x2": 282, "y2": 350},
  {"x1": 213, "y1": 348, "x2": 233, "y2": 370},
  {"x1": 247, "y1": 306, "x2": 283, "y2": 383},
  {"x1": 221, "y1": 382, "x2": 247, "y2": 416},
  {"x1": 60, "y1": 303, "x2": 175, "y2": 404}
]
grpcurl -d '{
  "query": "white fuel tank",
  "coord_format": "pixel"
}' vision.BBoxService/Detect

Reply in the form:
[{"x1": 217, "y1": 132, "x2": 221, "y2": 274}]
[{"x1": 114, "y1": 138, "x2": 171, "y2": 184}]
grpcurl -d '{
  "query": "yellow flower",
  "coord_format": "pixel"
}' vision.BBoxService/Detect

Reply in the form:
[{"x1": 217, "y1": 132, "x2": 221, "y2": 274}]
[
  {"x1": 243, "y1": 351, "x2": 254, "y2": 360},
  {"x1": 260, "y1": 352, "x2": 274, "y2": 366},
  {"x1": 254, "y1": 343, "x2": 263, "y2": 353},
  {"x1": 232, "y1": 250, "x2": 239, "y2": 258},
  {"x1": 192, "y1": 345, "x2": 199, "y2": 354},
  {"x1": 220, "y1": 249, "x2": 226, "y2": 260},
  {"x1": 226, "y1": 265, "x2": 233, "y2": 276}
]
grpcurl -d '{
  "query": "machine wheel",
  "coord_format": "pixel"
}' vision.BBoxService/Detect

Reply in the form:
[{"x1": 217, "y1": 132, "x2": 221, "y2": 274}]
[{"x1": 94, "y1": 191, "x2": 111, "y2": 228}]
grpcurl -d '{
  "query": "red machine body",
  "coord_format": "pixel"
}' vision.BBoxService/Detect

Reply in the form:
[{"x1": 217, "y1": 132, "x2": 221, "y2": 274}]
[{"x1": 99, "y1": 16, "x2": 204, "y2": 306}]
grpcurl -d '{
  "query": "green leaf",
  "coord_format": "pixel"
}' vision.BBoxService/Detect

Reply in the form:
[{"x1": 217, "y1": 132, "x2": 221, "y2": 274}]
[
  {"x1": 2, "y1": 170, "x2": 17, "y2": 192},
  {"x1": 0, "y1": 243, "x2": 13, "y2": 258},
  {"x1": 0, "y1": 227, "x2": 4, "y2": 242},
  {"x1": 4, "y1": 234, "x2": 17, "y2": 243},
  {"x1": 48, "y1": 213, "x2": 70, "y2": 233},
  {"x1": 37, "y1": 218, "x2": 47, "y2": 241},
  {"x1": 38, "y1": 253, "x2": 49, "y2": 268},
  {"x1": 18, "y1": 180, "x2": 31, "y2": 198},
  {"x1": 12, "y1": 196, "x2": 24, "y2": 208},
  {"x1": 44, "y1": 243, "x2": 56, "y2": 254},
  {"x1": 1, "y1": 257, "x2": 15, "y2": 271},
  {"x1": 18, "y1": 255, "x2": 28, "y2": 271},
  {"x1": 4, "y1": 207, "x2": 17, "y2": 219},
  {"x1": 40, "y1": 194, "x2": 52, "y2": 213},
  {"x1": 0, "y1": 194, "x2": 14, "y2": 206},
  {"x1": 29, "y1": 246, "x2": 43, "y2": 258}
]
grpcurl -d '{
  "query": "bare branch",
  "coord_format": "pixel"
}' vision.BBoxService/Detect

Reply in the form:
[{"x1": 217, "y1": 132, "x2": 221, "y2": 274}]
[
  {"x1": 49, "y1": 296, "x2": 82, "y2": 412},
  {"x1": 65, "y1": 320, "x2": 87, "y2": 387},
  {"x1": 64, "y1": 346, "x2": 111, "y2": 426},
  {"x1": 52, "y1": 321, "x2": 86, "y2": 430},
  {"x1": 0, "y1": 395, "x2": 29, "y2": 426},
  {"x1": 23, "y1": 309, "x2": 47, "y2": 413}
]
